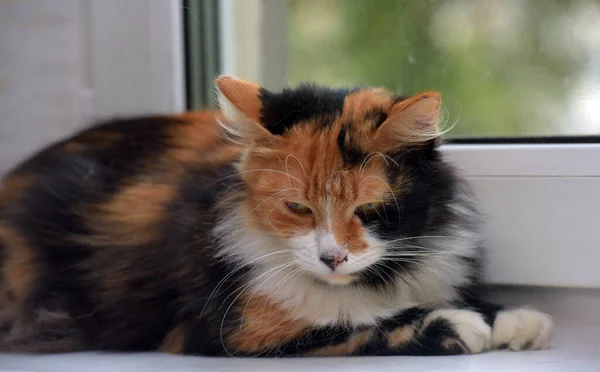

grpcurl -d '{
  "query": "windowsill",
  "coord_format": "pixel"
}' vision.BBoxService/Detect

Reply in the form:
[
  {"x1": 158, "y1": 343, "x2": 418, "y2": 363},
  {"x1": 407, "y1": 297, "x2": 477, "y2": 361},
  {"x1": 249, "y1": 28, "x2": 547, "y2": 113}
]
[{"x1": 1, "y1": 287, "x2": 598, "y2": 372}]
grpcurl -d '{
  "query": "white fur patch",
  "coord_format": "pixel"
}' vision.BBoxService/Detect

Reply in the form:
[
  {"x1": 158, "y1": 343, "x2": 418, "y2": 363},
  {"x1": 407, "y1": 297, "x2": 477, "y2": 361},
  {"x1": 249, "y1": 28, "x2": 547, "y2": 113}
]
[
  {"x1": 424, "y1": 309, "x2": 492, "y2": 354},
  {"x1": 492, "y1": 308, "x2": 553, "y2": 351}
]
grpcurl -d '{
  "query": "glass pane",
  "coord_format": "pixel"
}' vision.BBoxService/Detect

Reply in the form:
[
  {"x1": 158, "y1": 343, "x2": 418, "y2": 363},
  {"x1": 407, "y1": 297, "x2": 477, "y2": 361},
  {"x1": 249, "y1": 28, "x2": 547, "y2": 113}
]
[{"x1": 287, "y1": 0, "x2": 600, "y2": 138}]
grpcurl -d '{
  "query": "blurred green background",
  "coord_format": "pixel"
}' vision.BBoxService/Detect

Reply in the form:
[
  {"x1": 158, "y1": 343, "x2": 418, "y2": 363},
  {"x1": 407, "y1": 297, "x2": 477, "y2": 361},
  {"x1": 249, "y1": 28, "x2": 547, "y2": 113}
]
[{"x1": 287, "y1": 0, "x2": 600, "y2": 138}]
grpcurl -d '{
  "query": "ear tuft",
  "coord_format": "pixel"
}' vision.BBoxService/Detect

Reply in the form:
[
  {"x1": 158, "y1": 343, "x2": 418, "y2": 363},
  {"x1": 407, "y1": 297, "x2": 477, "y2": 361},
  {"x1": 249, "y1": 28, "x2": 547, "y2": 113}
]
[
  {"x1": 215, "y1": 76, "x2": 272, "y2": 139},
  {"x1": 372, "y1": 91, "x2": 443, "y2": 151}
]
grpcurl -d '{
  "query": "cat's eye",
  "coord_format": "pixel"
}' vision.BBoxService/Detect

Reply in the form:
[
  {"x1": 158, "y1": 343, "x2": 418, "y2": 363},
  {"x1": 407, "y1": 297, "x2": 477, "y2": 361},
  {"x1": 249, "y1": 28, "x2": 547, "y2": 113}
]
[
  {"x1": 285, "y1": 202, "x2": 312, "y2": 215},
  {"x1": 355, "y1": 202, "x2": 383, "y2": 214}
]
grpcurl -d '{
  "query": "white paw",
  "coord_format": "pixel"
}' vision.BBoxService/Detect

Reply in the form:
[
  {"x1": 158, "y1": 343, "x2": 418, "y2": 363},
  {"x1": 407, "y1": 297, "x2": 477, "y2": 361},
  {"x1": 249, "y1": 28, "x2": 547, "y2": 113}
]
[
  {"x1": 492, "y1": 308, "x2": 553, "y2": 351},
  {"x1": 424, "y1": 309, "x2": 492, "y2": 354}
]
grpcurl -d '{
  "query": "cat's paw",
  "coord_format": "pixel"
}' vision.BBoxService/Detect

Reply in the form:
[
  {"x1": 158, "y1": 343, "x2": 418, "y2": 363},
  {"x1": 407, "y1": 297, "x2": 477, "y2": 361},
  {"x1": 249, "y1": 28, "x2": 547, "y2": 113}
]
[
  {"x1": 423, "y1": 309, "x2": 492, "y2": 354},
  {"x1": 492, "y1": 308, "x2": 553, "y2": 351}
]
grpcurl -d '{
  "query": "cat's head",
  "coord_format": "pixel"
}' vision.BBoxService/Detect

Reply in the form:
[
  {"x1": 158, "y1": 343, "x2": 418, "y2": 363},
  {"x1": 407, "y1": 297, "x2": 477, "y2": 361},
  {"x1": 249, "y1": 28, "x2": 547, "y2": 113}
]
[{"x1": 216, "y1": 76, "x2": 454, "y2": 287}]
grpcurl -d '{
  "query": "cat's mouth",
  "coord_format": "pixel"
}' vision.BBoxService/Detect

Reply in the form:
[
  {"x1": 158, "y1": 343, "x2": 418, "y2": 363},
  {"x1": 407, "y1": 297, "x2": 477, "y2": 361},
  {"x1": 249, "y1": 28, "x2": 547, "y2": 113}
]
[{"x1": 317, "y1": 273, "x2": 356, "y2": 286}]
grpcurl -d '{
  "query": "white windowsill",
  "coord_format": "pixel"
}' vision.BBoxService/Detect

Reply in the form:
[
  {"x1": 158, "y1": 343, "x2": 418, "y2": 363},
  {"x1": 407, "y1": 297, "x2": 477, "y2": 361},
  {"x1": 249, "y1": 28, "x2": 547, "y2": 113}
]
[{"x1": 1, "y1": 287, "x2": 598, "y2": 372}]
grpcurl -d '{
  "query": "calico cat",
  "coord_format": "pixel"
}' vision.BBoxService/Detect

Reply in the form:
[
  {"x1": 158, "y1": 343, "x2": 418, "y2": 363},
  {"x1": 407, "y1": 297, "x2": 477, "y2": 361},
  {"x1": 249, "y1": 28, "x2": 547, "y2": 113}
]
[{"x1": 0, "y1": 76, "x2": 552, "y2": 356}]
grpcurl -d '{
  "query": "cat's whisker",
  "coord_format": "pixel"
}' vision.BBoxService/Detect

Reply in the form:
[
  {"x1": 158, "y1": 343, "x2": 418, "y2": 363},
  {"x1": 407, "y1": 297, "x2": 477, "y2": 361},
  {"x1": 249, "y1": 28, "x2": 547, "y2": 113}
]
[
  {"x1": 380, "y1": 254, "x2": 450, "y2": 260},
  {"x1": 200, "y1": 250, "x2": 294, "y2": 317},
  {"x1": 357, "y1": 152, "x2": 383, "y2": 179},
  {"x1": 285, "y1": 154, "x2": 307, "y2": 179},
  {"x1": 220, "y1": 261, "x2": 297, "y2": 311},
  {"x1": 239, "y1": 260, "x2": 300, "y2": 331},
  {"x1": 372, "y1": 262, "x2": 416, "y2": 293},
  {"x1": 260, "y1": 267, "x2": 305, "y2": 323},
  {"x1": 249, "y1": 188, "x2": 301, "y2": 214},
  {"x1": 359, "y1": 175, "x2": 402, "y2": 222},
  {"x1": 203, "y1": 168, "x2": 307, "y2": 190},
  {"x1": 371, "y1": 151, "x2": 400, "y2": 167},
  {"x1": 368, "y1": 235, "x2": 455, "y2": 248},
  {"x1": 372, "y1": 204, "x2": 389, "y2": 225},
  {"x1": 397, "y1": 258, "x2": 454, "y2": 291},
  {"x1": 218, "y1": 261, "x2": 299, "y2": 357},
  {"x1": 364, "y1": 267, "x2": 390, "y2": 286},
  {"x1": 212, "y1": 251, "x2": 296, "y2": 299},
  {"x1": 380, "y1": 250, "x2": 455, "y2": 257}
]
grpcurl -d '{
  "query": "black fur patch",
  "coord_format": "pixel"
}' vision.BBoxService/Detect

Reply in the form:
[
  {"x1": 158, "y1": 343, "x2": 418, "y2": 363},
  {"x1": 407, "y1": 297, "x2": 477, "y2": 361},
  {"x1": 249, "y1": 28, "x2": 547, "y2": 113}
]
[
  {"x1": 337, "y1": 125, "x2": 367, "y2": 166},
  {"x1": 352, "y1": 145, "x2": 459, "y2": 290},
  {"x1": 259, "y1": 84, "x2": 354, "y2": 135},
  {"x1": 273, "y1": 325, "x2": 355, "y2": 357},
  {"x1": 379, "y1": 307, "x2": 428, "y2": 331},
  {"x1": 393, "y1": 95, "x2": 409, "y2": 104},
  {"x1": 363, "y1": 109, "x2": 388, "y2": 129}
]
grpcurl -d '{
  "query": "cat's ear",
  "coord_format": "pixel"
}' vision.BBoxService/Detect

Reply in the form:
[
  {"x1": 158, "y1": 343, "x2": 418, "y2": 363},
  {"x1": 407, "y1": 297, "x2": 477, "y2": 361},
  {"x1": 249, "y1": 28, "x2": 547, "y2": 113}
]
[
  {"x1": 372, "y1": 92, "x2": 442, "y2": 151},
  {"x1": 215, "y1": 76, "x2": 273, "y2": 139}
]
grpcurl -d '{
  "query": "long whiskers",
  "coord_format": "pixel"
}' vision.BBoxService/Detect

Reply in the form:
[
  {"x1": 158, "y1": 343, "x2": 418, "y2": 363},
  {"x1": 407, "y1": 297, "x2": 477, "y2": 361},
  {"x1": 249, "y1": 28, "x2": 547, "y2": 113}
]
[
  {"x1": 359, "y1": 175, "x2": 401, "y2": 223},
  {"x1": 199, "y1": 250, "x2": 293, "y2": 317},
  {"x1": 390, "y1": 257, "x2": 455, "y2": 291},
  {"x1": 203, "y1": 168, "x2": 307, "y2": 190},
  {"x1": 285, "y1": 154, "x2": 307, "y2": 179},
  {"x1": 218, "y1": 260, "x2": 298, "y2": 357},
  {"x1": 248, "y1": 188, "x2": 301, "y2": 214},
  {"x1": 369, "y1": 235, "x2": 456, "y2": 249},
  {"x1": 260, "y1": 267, "x2": 304, "y2": 319},
  {"x1": 239, "y1": 260, "x2": 300, "y2": 330}
]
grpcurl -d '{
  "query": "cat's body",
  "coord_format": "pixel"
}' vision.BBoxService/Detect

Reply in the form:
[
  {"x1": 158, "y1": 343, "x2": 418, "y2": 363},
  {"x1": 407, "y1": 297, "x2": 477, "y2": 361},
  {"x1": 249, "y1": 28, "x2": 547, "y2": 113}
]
[{"x1": 0, "y1": 77, "x2": 552, "y2": 356}]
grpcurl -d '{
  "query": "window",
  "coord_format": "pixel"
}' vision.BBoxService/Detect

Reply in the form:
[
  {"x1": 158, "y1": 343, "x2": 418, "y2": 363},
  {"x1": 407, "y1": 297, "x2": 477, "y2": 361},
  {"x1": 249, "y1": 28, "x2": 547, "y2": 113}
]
[
  {"x1": 211, "y1": 0, "x2": 600, "y2": 140},
  {"x1": 287, "y1": 0, "x2": 600, "y2": 139}
]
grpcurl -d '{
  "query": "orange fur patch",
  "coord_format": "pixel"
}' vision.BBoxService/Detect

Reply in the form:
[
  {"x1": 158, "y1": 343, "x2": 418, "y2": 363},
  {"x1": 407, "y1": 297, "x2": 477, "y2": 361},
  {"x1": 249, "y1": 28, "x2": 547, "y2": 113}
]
[
  {"x1": 241, "y1": 118, "x2": 397, "y2": 251},
  {"x1": 169, "y1": 111, "x2": 242, "y2": 165},
  {"x1": 386, "y1": 325, "x2": 416, "y2": 348},
  {"x1": 62, "y1": 131, "x2": 124, "y2": 153},
  {"x1": 441, "y1": 337, "x2": 463, "y2": 351},
  {"x1": 227, "y1": 294, "x2": 310, "y2": 355},
  {"x1": 74, "y1": 182, "x2": 178, "y2": 301},
  {"x1": 216, "y1": 77, "x2": 263, "y2": 123},
  {"x1": 0, "y1": 225, "x2": 36, "y2": 301},
  {"x1": 161, "y1": 324, "x2": 187, "y2": 354},
  {"x1": 80, "y1": 182, "x2": 175, "y2": 247},
  {"x1": 307, "y1": 329, "x2": 374, "y2": 356},
  {"x1": 0, "y1": 173, "x2": 34, "y2": 204},
  {"x1": 372, "y1": 92, "x2": 442, "y2": 151},
  {"x1": 342, "y1": 88, "x2": 393, "y2": 132}
]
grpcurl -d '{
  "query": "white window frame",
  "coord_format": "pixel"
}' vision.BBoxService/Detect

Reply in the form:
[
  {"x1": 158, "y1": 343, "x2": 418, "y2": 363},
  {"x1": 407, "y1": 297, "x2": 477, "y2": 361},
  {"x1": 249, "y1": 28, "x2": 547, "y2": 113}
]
[{"x1": 91, "y1": 0, "x2": 600, "y2": 289}]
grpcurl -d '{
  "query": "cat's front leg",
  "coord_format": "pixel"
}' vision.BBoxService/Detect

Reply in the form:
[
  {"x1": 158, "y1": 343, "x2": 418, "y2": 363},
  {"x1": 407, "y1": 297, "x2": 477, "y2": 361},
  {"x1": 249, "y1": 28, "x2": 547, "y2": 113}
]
[
  {"x1": 377, "y1": 306, "x2": 553, "y2": 355},
  {"x1": 385, "y1": 308, "x2": 494, "y2": 355},
  {"x1": 280, "y1": 305, "x2": 553, "y2": 357},
  {"x1": 272, "y1": 307, "x2": 493, "y2": 356}
]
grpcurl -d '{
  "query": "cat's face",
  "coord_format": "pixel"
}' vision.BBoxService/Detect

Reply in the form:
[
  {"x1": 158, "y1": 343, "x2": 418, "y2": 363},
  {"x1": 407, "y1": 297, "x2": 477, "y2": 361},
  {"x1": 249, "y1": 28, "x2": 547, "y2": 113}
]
[{"x1": 217, "y1": 77, "x2": 444, "y2": 286}]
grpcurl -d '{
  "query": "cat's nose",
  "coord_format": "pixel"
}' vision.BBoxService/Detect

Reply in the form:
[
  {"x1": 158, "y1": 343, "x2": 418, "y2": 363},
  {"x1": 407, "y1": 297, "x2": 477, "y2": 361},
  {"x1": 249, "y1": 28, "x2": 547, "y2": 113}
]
[{"x1": 320, "y1": 254, "x2": 348, "y2": 271}]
